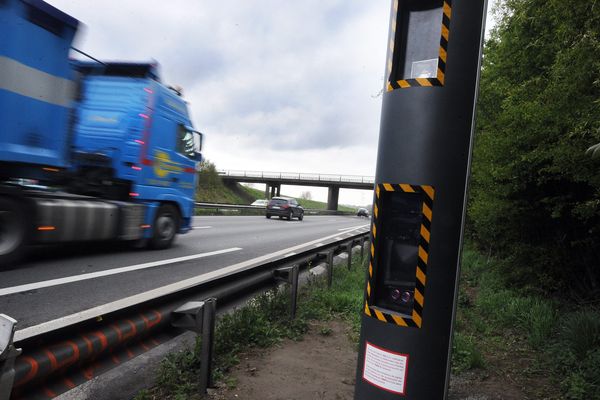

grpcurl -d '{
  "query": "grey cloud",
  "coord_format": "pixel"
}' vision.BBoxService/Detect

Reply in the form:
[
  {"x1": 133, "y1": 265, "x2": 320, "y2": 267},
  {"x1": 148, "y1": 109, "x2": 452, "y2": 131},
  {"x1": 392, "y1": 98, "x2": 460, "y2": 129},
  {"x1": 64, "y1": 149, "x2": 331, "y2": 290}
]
[{"x1": 50, "y1": 0, "x2": 388, "y2": 159}]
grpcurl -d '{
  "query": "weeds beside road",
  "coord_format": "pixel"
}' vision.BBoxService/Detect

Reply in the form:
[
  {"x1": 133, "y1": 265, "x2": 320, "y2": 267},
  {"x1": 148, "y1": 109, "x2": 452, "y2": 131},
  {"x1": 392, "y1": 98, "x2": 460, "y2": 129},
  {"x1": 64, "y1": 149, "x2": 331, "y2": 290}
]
[
  {"x1": 454, "y1": 248, "x2": 600, "y2": 399},
  {"x1": 136, "y1": 247, "x2": 600, "y2": 399}
]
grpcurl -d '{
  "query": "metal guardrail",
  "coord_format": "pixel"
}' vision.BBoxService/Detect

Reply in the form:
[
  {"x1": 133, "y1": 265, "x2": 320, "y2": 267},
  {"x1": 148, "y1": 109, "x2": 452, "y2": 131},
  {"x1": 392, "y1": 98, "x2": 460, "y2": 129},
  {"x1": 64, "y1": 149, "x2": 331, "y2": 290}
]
[
  {"x1": 195, "y1": 202, "x2": 355, "y2": 215},
  {"x1": 196, "y1": 202, "x2": 264, "y2": 210},
  {"x1": 1, "y1": 229, "x2": 370, "y2": 399},
  {"x1": 217, "y1": 169, "x2": 375, "y2": 184}
]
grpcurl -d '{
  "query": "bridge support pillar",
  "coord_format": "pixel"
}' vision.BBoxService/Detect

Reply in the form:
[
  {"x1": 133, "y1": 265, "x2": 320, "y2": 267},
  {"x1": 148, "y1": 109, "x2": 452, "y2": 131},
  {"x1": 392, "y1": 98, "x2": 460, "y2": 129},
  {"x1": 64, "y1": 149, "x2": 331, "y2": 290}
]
[
  {"x1": 265, "y1": 184, "x2": 281, "y2": 199},
  {"x1": 327, "y1": 186, "x2": 339, "y2": 211}
]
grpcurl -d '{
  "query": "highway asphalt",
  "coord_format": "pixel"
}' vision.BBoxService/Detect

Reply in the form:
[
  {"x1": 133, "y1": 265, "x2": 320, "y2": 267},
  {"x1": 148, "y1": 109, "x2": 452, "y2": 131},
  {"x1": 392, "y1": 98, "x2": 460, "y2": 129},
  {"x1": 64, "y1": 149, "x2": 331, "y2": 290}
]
[{"x1": 0, "y1": 215, "x2": 370, "y2": 336}]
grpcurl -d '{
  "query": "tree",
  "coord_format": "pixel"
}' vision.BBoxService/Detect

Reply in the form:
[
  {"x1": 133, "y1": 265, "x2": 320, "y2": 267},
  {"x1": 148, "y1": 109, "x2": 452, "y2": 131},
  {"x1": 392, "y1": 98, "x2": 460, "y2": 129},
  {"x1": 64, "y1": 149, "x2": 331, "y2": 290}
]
[
  {"x1": 469, "y1": 0, "x2": 600, "y2": 298},
  {"x1": 301, "y1": 191, "x2": 312, "y2": 200}
]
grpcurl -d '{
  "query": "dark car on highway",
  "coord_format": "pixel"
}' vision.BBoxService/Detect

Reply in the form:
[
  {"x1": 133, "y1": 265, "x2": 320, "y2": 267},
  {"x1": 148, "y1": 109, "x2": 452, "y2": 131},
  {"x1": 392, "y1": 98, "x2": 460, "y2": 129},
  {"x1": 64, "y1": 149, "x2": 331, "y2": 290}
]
[
  {"x1": 357, "y1": 208, "x2": 369, "y2": 217},
  {"x1": 266, "y1": 197, "x2": 304, "y2": 221}
]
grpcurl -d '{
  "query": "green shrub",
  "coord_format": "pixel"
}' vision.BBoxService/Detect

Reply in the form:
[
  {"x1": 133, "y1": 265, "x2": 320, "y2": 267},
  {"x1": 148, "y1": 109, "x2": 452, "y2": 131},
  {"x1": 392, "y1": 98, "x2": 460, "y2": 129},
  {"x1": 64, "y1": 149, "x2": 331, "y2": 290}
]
[
  {"x1": 469, "y1": 0, "x2": 600, "y2": 297},
  {"x1": 561, "y1": 310, "x2": 600, "y2": 359},
  {"x1": 523, "y1": 299, "x2": 555, "y2": 348},
  {"x1": 452, "y1": 332, "x2": 485, "y2": 373}
]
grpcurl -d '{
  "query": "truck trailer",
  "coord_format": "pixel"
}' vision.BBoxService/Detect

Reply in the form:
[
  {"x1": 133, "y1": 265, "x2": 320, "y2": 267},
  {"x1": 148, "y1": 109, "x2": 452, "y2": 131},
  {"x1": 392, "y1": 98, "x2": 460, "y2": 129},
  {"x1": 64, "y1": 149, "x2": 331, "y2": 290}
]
[{"x1": 0, "y1": 0, "x2": 203, "y2": 266}]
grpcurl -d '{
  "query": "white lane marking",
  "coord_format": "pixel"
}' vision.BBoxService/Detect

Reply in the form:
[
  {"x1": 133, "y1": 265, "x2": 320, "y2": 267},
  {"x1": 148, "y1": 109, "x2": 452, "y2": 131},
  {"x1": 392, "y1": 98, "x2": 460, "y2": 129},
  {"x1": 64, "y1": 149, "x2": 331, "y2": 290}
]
[
  {"x1": 284, "y1": 252, "x2": 297, "y2": 257},
  {"x1": 314, "y1": 243, "x2": 324, "y2": 247},
  {"x1": 0, "y1": 248, "x2": 242, "y2": 297},
  {"x1": 335, "y1": 237, "x2": 343, "y2": 240},
  {"x1": 338, "y1": 224, "x2": 368, "y2": 231},
  {"x1": 14, "y1": 229, "x2": 368, "y2": 341},
  {"x1": 193, "y1": 226, "x2": 213, "y2": 229}
]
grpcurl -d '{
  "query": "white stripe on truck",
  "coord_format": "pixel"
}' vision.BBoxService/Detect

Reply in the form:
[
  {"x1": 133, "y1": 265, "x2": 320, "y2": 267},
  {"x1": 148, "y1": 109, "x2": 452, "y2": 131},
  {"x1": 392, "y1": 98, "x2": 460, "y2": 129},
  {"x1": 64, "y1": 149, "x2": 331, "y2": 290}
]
[{"x1": 0, "y1": 56, "x2": 75, "y2": 107}]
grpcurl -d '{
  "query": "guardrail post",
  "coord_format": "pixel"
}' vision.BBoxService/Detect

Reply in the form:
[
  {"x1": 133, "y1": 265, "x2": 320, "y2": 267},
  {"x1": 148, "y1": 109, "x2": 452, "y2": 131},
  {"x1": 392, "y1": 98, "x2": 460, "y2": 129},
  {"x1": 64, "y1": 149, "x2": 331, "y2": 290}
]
[
  {"x1": 317, "y1": 251, "x2": 335, "y2": 288},
  {"x1": 0, "y1": 314, "x2": 21, "y2": 400},
  {"x1": 200, "y1": 298, "x2": 216, "y2": 392},
  {"x1": 171, "y1": 299, "x2": 217, "y2": 393},
  {"x1": 326, "y1": 250, "x2": 334, "y2": 288},
  {"x1": 347, "y1": 242, "x2": 353, "y2": 270},
  {"x1": 274, "y1": 265, "x2": 300, "y2": 319},
  {"x1": 360, "y1": 236, "x2": 365, "y2": 260}
]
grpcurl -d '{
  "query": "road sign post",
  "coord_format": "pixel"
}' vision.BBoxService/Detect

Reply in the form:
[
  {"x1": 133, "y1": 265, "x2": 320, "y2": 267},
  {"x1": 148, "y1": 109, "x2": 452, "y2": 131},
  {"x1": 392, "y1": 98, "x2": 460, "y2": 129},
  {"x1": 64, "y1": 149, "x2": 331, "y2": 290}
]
[{"x1": 354, "y1": 0, "x2": 488, "y2": 398}]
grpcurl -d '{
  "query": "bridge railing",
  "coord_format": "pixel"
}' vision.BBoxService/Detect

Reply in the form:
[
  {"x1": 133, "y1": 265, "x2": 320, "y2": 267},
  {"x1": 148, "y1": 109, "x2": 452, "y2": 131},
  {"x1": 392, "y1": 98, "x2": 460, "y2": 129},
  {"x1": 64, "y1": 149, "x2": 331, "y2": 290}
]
[{"x1": 217, "y1": 170, "x2": 375, "y2": 185}]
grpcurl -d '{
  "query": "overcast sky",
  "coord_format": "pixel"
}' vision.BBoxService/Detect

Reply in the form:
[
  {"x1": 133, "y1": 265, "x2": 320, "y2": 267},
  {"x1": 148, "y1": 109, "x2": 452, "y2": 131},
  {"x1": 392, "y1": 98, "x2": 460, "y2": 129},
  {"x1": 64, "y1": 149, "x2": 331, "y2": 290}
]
[{"x1": 47, "y1": 1, "x2": 497, "y2": 206}]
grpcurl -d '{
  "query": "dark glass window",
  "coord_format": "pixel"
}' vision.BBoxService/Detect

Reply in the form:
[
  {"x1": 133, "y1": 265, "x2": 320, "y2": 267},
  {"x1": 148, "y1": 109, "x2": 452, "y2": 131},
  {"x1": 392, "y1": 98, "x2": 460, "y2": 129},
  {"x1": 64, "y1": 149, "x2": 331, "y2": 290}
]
[
  {"x1": 389, "y1": 0, "x2": 444, "y2": 81},
  {"x1": 176, "y1": 125, "x2": 195, "y2": 159},
  {"x1": 373, "y1": 190, "x2": 424, "y2": 315}
]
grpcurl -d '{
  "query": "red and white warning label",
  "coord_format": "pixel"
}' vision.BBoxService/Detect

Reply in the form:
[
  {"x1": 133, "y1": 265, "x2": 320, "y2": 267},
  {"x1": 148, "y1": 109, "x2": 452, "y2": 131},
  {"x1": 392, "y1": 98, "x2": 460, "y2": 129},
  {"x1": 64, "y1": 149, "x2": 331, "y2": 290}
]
[{"x1": 362, "y1": 342, "x2": 409, "y2": 395}]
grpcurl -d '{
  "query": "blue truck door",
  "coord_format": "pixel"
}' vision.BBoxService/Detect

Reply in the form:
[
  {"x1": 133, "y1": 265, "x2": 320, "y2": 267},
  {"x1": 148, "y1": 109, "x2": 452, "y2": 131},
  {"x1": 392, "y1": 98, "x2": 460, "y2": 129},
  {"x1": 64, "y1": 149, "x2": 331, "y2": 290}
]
[{"x1": 144, "y1": 116, "x2": 195, "y2": 209}]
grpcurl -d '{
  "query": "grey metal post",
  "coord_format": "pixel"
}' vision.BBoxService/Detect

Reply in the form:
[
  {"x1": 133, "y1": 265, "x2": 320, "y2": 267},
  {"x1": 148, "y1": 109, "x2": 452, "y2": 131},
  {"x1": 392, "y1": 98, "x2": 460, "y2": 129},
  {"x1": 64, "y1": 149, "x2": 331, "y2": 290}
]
[
  {"x1": 290, "y1": 265, "x2": 299, "y2": 319},
  {"x1": 360, "y1": 236, "x2": 365, "y2": 260},
  {"x1": 171, "y1": 299, "x2": 217, "y2": 394},
  {"x1": 199, "y1": 298, "x2": 217, "y2": 392},
  {"x1": 0, "y1": 314, "x2": 21, "y2": 400},
  {"x1": 327, "y1": 250, "x2": 334, "y2": 288},
  {"x1": 347, "y1": 242, "x2": 353, "y2": 270},
  {"x1": 273, "y1": 265, "x2": 300, "y2": 319}
]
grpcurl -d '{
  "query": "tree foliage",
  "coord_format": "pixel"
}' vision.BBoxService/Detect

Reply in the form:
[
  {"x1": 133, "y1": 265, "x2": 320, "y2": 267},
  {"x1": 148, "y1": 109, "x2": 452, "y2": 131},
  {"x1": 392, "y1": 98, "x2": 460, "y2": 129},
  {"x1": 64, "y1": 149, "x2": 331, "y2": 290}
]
[
  {"x1": 197, "y1": 160, "x2": 221, "y2": 188},
  {"x1": 469, "y1": 0, "x2": 600, "y2": 298}
]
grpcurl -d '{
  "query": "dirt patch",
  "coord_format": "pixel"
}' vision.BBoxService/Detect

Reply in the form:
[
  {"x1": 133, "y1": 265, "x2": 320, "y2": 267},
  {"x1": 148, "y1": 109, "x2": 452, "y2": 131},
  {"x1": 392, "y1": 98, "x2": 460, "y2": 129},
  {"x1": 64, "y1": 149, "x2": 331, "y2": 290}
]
[
  {"x1": 449, "y1": 370, "x2": 530, "y2": 400},
  {"x1": 209, "y1": 319, "x2": 541, "y2": 400},
  {"x1": 449, "y1": 334, "x2": 557, "y2": 400},
  {"x1": 209, "y1": 320, "x2": 356, "y2": 400}
]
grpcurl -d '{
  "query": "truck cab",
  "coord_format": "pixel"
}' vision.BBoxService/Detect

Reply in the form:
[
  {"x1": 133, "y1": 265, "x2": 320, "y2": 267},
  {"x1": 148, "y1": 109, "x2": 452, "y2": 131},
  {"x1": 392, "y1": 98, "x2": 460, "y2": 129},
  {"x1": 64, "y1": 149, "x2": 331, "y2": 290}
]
[{"x1": 70, "y1": 61, "x2": 203, "y2": 240}]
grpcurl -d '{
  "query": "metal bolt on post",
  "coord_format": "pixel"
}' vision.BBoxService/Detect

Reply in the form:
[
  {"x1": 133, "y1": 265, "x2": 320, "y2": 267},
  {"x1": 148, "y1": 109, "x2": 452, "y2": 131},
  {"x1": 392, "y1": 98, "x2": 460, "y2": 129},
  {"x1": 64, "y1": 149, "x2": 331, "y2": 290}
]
[{"x1": 0, "y1": 314, "x2": 21, "y2": 400}]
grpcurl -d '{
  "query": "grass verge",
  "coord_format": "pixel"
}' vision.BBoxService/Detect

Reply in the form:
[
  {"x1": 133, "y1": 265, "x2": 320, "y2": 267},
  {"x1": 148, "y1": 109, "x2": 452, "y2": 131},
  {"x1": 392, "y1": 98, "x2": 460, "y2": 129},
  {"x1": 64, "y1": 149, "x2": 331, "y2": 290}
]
[
  {"x1": 135, "y1": 254, "x2": 367, "y2": 400},
  {"x1": 455, "y1": 246, "x2": 600, "y2": 399},
  {"x1": 136, "y1": 245, "x2": 600, "y2": 399}
]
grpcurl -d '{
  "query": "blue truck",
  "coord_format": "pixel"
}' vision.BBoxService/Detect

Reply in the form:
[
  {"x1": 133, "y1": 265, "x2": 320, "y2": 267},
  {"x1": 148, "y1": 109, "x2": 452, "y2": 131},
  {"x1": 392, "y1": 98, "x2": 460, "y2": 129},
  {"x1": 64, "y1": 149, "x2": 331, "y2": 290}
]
[{"x1": 0, "y1": 0, "x2": 203, "y2": 266}]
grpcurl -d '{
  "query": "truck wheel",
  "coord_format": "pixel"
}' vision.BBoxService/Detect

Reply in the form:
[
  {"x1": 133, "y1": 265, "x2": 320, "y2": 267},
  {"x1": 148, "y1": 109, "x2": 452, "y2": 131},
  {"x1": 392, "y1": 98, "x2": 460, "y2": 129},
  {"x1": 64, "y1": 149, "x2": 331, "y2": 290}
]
[
  {"x1": 0, "y1": 198, "x2": 27, "y2": 268},
  {"x1": 150, "y1": 204, "x2": 179, "y2": 250},
  {"x1": 266, "y1": 214, "x2": 271, "y2": 219},
  {"x1": 298, "y1": 213, "x2": 304, "y2": 221},
  {"x1": 287, "y1": 211, "x2": 292, "y2": 221}
]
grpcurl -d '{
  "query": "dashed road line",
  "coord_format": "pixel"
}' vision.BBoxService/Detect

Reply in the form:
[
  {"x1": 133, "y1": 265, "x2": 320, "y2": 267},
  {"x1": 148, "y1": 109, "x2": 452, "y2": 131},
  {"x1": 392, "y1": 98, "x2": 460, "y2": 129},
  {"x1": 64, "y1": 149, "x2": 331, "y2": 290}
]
[{"x1": 0, "y1": 248, "x2": 242, "y2": 297}]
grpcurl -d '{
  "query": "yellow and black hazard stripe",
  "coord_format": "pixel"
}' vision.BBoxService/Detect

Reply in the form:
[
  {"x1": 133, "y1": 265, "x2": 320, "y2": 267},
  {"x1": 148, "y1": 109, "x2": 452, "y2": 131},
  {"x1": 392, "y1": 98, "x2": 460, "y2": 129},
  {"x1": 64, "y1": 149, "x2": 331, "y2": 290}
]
[
  {"x1": 386, "y1": 0, "x2": 452, "y2": 91},
  {"x1": 364, "y1": 183, "x2": 435, "y2": 328}
]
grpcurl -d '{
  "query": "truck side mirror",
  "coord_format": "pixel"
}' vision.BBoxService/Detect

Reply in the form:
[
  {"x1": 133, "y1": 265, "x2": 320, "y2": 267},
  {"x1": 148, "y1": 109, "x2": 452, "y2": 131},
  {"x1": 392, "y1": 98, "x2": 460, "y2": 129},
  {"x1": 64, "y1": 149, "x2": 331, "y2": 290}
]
[{"x1": 194, "y1": 132, "x2": 204, "y2": 161}]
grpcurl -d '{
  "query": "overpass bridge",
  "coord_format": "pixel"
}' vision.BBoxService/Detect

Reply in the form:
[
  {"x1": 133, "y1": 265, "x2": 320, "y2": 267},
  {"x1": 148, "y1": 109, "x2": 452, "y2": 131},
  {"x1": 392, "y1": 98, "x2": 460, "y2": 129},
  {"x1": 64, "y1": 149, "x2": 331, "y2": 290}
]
[{"x1": 217, "y1": 170, "x2": 374, "y2": 210}]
